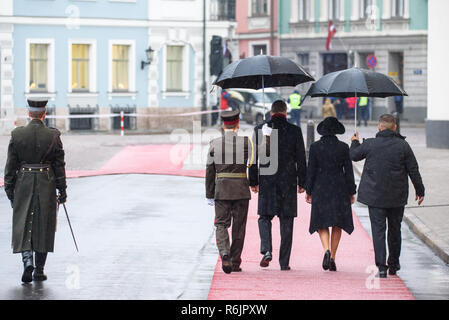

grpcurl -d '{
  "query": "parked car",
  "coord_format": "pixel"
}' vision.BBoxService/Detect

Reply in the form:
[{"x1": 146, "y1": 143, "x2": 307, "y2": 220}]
[{"x1": 227, "y1": 88, "x2": 291, "y2": 125}]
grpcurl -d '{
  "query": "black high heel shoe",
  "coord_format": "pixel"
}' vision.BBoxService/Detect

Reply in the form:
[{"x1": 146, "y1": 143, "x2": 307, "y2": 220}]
[
  {"x1": 329, "y1": 258, "x2": 337, "y2": 271},
  {"x1": 322, "y1": 250, "x2": 331, "y2": 270}
]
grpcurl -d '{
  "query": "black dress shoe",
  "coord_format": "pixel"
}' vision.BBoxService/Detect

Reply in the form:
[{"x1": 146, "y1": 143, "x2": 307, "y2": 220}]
[
  {"x1": 388, "y1": 264, "x2": 401, "y2": 275},
  {"x1": 376, "y1": 270, "x2": 387, "y2": 278},
  {"x1": 329, "y1": 258, "x2": 337, "y2": 271},
  {"x1": 322, "y1": 250, "x2": 331, "y2": 270},
  {"x1": 232, "y1": 265, "x2": 242, "y2": 272},
  {"x1": 260, "y1": 252, "x2": 272, "y2": 268},
  {"x1": 221, "y1": 255, "x2": 232, "y2": 274},
  {"x1": 280, "y1": 266, "x2": 291, "y2": 271}
]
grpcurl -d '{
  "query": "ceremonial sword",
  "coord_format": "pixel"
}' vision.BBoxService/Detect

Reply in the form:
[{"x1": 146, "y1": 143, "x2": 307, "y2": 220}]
[{"x1": 57, "y1": 200, "x2": 79, "y2": 252}]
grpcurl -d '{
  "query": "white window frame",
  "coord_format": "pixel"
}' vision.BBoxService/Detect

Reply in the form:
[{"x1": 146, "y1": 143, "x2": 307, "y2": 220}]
[
  {"x1": 25, "y1": 38, "x2": 55, "y2": 95},
  {"x1": 162, "y1": 43, "x2": 190, "y2": 97},
  {"x1": 298, "y1": 0, "x2": 310, "y2": 21},
  {"x1": 249, "y1": 40, "x2": 269, "y2": 57},
  {"x1": 108, "y1": 39, "x2": 136, "y2": 97},
  {"x1": 360, "y1": 0, "x2": 374, "y2": 19},
  {"x1": 68, "y1": 39, "x2": 97, "y2": 93},
  {"x1": 248, "y1": 0, "x2": 270, "y2": 17},
  {"x1": 391, "y1": 0, "x2": 405, "y2": 17},
  {"x1": 329, "y1": 0, "x2": 340, "y2": 21}
]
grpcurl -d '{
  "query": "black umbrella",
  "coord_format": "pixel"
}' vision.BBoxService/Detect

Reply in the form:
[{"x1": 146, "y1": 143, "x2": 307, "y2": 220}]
[
  {"x1": 304, "y1": 67, "x2": 407, "y2": 131},
  {"x1": 214, "y1": 55, "x2": 314, "y2": 118}
]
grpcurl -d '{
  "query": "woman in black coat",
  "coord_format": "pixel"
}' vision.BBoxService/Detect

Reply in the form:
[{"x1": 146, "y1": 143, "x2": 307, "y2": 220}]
[{"x1": 305, "y1": 117, "x2": 357, "y2": 271}]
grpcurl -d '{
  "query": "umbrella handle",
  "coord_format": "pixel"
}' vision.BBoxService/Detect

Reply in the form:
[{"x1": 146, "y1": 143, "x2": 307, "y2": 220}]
[{"x1": 354, "y1": 91, "x2": 358, "y2": 133}]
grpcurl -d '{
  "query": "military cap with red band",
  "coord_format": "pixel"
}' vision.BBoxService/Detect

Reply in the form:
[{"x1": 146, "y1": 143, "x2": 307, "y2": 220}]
[{"x1": 221, "y1": 109, "x2": 240, "y2": 125}]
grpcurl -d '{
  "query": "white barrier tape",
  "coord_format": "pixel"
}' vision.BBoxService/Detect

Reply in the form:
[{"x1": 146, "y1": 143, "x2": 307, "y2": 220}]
[{"x1": 0, "y1": 108, "x2": 229, "y2": 122}]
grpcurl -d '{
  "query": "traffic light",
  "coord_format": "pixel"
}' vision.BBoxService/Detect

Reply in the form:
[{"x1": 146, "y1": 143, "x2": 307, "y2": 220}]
[{"x1": 210, "y1": 35, "x2": 223, "y2": 76}]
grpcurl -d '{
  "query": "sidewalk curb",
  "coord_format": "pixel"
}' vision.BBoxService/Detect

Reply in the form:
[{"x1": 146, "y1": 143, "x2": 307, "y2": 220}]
[
  {"x1": 402, "y1": 211, "x2": 449, "y2": 265},
  {"x1": 352, "y1": 162, "x2": 449, "y2": 265}
]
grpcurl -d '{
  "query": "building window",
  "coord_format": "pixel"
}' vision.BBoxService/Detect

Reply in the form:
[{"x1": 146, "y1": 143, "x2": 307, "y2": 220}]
[
  {"x1": 252, "y1": 44, "x2": 267, "y2": 56},
  {"x1": 112, "y1": 45, "x2": 130, "y2": 92},
  {"x1": 297, "y1": 53, "x2": 310, "y2": 72},
  {"x1": 29, "y1": 44, "x2": 48, "y2": 92},
  {"x1": 298, "y1": 0, "x2": 310, "y2": 21},
  {"x1": 329, "y1": 0, "x2": 340, "y2": 21},
  {"x1": 252, "y1": 0, "x2": 268, "y2": 16},
  {"x1": 166, "y1": 45, "x2": 184, "y2": 92},
  {"x1": 71, "y1": 44, "x2": 90, "y2": 91},
  {"x1": 392, "y1": 0, "x2": 405, "y2": 17},
  {"x1": 360, "y1": 0, "x2": 374, "y2": 18}
]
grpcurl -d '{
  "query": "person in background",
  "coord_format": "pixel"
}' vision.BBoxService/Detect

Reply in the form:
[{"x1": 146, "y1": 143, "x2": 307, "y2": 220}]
[
  {"x1": 333, "y1": 98, "x2": 346, "y2": 120},
  {"x1": 288, "y1": 90, "x2": 302, "y2": 127},
  {"x1": 394, "y1": 95, "x2": 404, "y2": 118},
  {"x1": 357, "y1": 96, "x2": 370, "y2": 127},
  {"x1": 345, "y1": 97, "x2": 356, "y2": 119},
  {"x1": 394, "y1": 80, "x2": 404, "y2": 118},
  {"x1": 306, "y1": 117, "x2": 356, "y2": 272},
  {"x1": 322, "y1": 98, "x2": 336, "y2": 119},
  {"x1": 350, "y1": 114, "x2": 425, "y2": 278}
]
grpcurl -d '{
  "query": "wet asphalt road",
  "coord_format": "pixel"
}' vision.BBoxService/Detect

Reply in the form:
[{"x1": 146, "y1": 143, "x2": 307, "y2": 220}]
[
  {"x1": 0, "y1": 174, "x2": 218, "y2": 300},
  {"x1": 1, "y1": 173, "x2": 449, "y2": 299}
]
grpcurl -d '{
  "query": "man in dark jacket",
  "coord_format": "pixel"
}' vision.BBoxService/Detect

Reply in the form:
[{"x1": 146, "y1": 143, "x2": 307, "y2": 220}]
[
  {"x1": 350, "y1": 114, "x2": 424, "y2": 278},
  {"x1": 249, "y1": 100, "x2": 307, "y2": 270},
  {"x1": 206, "y1": 110, "x2": 254, "y2": 274},
  {"x1": 4, "y1": 99, "x2": 67, "y2": 283}
]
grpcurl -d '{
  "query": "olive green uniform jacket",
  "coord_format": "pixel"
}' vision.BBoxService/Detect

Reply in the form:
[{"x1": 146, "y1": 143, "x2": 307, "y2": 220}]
[
  {"x1": 205, "y1": 131, "x2": 253, "y2": 200},
  {"x1": 4, "y1": 119, "x2": 67, "y2": 253}
]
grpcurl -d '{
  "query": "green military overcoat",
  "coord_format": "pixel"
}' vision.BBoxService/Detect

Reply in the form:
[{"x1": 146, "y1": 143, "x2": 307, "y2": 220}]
[{"x1": 4, "y1": 119, "x2": 66, "y2": 253}]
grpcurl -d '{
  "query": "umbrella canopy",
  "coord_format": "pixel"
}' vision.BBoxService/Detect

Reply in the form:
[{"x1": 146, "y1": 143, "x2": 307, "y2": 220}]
[
  {"x1": 214, "y1": 55, "x2": 314, "y2": 90},
  {"x1": 304, "y1": 67, "x2": 407, "y2": 98}
]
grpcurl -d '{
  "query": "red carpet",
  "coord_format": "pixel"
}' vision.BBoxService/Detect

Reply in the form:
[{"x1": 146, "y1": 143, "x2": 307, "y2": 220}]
[{"x1": 207, "y1": 194, "x2": 414, "y2": 300}]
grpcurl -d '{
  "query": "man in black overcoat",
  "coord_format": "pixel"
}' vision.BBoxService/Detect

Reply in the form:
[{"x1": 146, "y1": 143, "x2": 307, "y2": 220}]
[
  {"x1": 350, "y1": 114, "x2": 424, "y2": 278},
  {"x1": 249, "y1": 100, "x2": 307, "y2": 270}
]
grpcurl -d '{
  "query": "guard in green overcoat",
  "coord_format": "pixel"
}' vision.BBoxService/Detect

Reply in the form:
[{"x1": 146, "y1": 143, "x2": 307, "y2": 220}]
[{"x1": 4, "y1": 99, "x2": 67, "y2": 283}]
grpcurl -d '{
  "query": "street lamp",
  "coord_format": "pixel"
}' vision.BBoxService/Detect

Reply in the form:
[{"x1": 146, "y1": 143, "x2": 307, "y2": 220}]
[{"x1": 141, "y1": 46, "x2": 155, "y2": 70}]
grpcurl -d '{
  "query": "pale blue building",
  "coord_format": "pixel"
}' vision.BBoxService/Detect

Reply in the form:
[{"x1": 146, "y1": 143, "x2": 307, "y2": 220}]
[
  {"x1": 0, "y1": 0, "x2": 237, "y2": 132},
  {"x1": 2, "y1": 0, "x2": 150, "y2": 131}
]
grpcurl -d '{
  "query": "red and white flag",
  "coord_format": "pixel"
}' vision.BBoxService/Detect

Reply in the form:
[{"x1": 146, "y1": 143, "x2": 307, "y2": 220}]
[{"x1": 326, "y1": 21, "x2": 337, "y2": 51}]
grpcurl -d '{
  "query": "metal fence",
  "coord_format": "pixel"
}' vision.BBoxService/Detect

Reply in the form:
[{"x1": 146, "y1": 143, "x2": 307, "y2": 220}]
[
  {"x1": 68, "y1": 105, "x2": 98, "y2": 130},
  {"x1": 111, "y1": 105, "x2": 136, "y2": 130}
]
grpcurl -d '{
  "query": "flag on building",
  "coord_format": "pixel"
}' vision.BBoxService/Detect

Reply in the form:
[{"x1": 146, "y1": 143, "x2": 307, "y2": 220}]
[{"x1": 326, "y1": 21, "x2": 337, "y2": 51}]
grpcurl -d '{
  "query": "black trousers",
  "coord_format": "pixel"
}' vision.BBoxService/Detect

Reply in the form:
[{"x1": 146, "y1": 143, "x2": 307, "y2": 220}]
[
  {"x1": 258, "y1": 215, "x2": 294, "y2": 267},
  {"x1": 368, "y1": 206, "x2": 405, "y2": 271}
]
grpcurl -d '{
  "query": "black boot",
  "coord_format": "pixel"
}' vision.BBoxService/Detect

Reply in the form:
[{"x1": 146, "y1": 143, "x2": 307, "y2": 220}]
[
  {"x1": 221, "y1": 254, "x2": 232, "y2": 274},
  {"x1": 33, "y1": 252, "x2": 48, "y2": 281},
  {"x1": 260, "y1": 252, "x2": 272, "y2": 268},
  {"x1": 21, "y1": 251, "x2": 34, "y2": 283}
]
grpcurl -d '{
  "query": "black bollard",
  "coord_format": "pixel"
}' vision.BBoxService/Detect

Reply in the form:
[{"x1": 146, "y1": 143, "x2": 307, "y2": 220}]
[
  {"x1": 306, "y1": 120, "x2": 315, "y2": 159},
  {"x1": 393, "y1": 112, "x2": 401, "y2": 135}
]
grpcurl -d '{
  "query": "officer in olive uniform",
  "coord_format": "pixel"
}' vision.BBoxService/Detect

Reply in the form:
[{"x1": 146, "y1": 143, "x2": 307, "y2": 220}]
[
  {"x1": 4, "y1": 99, "x2": 67, "y2": 283},
  {"x1": 206, "y1": 110, "x2": 254, "y2": 274}
]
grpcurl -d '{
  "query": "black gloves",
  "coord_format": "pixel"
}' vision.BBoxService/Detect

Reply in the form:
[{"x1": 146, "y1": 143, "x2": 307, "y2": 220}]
[{"x1": 58, "y1": 189, "x2": 67, "y2": 204}]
